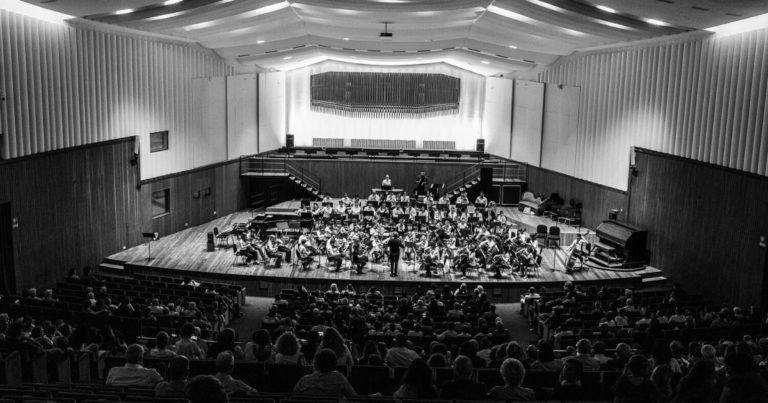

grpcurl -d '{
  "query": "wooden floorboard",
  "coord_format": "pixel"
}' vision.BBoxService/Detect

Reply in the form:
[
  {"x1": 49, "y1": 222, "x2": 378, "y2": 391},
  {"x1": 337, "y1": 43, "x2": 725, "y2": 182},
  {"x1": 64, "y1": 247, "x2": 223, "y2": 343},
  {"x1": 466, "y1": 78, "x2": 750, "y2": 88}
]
[{"x1": 107, "y1": 202, "x2": 644, "y2": 287}]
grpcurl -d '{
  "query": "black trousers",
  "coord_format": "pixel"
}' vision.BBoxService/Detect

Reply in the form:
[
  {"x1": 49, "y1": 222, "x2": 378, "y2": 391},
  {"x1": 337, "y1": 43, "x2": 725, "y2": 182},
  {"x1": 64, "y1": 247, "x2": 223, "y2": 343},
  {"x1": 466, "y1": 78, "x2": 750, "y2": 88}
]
[{"x1": 389, "y1": 254, "x2": 400, "y2": 275}]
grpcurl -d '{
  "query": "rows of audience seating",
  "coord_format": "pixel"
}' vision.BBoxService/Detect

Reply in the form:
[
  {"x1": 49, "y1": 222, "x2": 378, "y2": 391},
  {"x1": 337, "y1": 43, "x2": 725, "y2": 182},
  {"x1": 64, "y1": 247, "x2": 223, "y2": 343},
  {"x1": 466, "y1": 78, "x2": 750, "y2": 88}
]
[{"x1": 4, "y1": 272, "x2": 768, "y2": 402}]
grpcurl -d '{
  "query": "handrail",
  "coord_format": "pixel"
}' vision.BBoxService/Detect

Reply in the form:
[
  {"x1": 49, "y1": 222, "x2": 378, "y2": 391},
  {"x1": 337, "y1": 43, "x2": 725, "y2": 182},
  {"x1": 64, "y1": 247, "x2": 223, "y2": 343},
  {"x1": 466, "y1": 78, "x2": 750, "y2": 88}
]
[
  {"x1": 443, "y1": 162, "x2": 483, "y2": 196},
  {"x1": 240, "y1": 156, "x2": 322, "y2": 194}
]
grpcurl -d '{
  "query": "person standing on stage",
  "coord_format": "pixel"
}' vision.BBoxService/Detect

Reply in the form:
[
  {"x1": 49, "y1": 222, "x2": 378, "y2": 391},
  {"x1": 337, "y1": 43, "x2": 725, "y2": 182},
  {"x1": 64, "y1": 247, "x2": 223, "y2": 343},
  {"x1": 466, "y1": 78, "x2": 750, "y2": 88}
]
[
  {"x1": 415, "y1": 172, "x2": 428, "y2": 195},
  {"x1": 382, "y1": 174, "x2": 392, "y2": 188},
  {"x1": 386, "y1": 232, "x2": 404, "y2": 277}
]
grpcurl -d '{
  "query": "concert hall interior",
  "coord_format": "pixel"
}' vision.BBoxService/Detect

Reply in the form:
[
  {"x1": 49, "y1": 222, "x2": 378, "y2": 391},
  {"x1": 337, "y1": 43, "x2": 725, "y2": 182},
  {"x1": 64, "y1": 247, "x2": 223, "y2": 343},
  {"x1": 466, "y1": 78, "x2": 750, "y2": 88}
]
[{"x1": 1, "y1": 0, "x2": 768, "y2": 401}]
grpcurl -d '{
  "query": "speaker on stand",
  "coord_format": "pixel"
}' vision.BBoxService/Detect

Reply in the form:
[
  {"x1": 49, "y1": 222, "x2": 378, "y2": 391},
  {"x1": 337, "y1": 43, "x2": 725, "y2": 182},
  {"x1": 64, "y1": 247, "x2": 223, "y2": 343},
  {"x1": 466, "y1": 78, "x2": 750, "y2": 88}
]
[
  {"x1": 476, "y1": 139, "x2": 485, "y2": 152},
  {"x1": 286, "y1": 134, "x2": 295, "y2": 148}
]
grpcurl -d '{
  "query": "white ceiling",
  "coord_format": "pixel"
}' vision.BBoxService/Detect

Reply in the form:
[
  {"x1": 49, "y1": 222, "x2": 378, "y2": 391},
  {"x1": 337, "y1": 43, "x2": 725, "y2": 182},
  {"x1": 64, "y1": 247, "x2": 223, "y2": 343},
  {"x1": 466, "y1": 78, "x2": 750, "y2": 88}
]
[{"x1": 25, "y1": 0, "x2": 768, "y2": 75}]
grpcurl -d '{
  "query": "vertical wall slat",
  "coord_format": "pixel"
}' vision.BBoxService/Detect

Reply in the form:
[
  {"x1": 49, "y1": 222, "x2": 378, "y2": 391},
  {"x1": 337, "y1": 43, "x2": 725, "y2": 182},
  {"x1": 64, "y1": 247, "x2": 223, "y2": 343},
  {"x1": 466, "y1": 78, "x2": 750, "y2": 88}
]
[{"x1": 540, "y1": 29, "x2": 768, "y2": 189}]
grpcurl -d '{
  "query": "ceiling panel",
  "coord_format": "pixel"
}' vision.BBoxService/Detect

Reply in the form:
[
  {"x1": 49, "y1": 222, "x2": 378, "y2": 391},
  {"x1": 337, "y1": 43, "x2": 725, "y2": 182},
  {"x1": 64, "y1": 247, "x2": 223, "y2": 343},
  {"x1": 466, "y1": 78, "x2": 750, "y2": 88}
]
[{"x1": 20, "y1": 0, "x2": 768, "y2": 75}]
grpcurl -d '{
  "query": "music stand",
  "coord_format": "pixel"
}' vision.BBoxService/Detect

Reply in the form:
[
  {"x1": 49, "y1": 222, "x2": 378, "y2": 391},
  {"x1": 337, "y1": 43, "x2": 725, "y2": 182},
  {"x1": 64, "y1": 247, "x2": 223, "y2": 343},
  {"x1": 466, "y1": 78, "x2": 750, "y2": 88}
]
[
  {"x1": 363, "y1": 210, "x2": 374, "y2": 218},
  {"x1": 322, "y1": 201, "x2": 333, "y2": 207},
  {"x1": 368, "y1": 200, "x2": 379, "y2": 208},
  {"x1": 142, "y1": 232, "x2": 160, "y2": 261},
  {"x1": 381, "y1": 185, "x2": 392, "y2": 191},
  {"x1": 474, "y1": 203, "x2": 487, "y2": 210}
]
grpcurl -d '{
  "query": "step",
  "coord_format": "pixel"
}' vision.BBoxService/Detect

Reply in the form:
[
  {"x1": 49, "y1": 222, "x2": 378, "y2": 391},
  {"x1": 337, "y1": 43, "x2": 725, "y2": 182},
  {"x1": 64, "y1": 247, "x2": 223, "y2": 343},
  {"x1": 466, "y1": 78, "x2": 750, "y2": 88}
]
[
  {"x1": 102, "y1": 257, "x2": 126, "y2": 266},
  {"x1": 98, "y1": 262, "x2": 125, "y2": 274},
  {"x1": 641, "y1": 276, "x2": 668, "y2": 286},
  {"x1": 637, "y1": 266, "x2": 663, "y2": 279}
]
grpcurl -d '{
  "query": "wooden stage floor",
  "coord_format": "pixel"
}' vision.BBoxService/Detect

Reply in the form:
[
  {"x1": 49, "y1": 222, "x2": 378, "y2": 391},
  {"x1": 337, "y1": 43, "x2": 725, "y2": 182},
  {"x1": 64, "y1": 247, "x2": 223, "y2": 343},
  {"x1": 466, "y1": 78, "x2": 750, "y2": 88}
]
[{"x1": 105, "y1": 202, "x2": 658, "y2": 293}]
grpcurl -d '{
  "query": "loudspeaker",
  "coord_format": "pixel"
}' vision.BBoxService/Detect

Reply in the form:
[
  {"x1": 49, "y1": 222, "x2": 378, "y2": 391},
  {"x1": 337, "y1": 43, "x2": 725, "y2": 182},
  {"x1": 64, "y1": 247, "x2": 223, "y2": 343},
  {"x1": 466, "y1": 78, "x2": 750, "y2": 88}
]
[
  {"x1": 480, "y1": 167, "x2": 493, "y2": 193},
  {"x1": 476, "y1": 139, "x2": 485, "y2": 152},
  {"x1": 286, "y1": 134, "x2": 294, "y2": 148},
  {"x1": 207, "y1": 232, "x2": 215, "y2": 252}
]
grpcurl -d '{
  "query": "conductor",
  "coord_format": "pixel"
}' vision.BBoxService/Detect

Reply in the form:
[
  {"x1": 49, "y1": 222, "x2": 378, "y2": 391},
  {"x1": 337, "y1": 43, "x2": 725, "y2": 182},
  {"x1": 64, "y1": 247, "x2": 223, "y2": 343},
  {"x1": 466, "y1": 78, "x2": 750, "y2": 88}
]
[
  {"x1": 385, "y1": 232, "x2": 404, "y2": 277},
  {"x1": 415, "y1": 171, "x2": 428, "y2": 196}
]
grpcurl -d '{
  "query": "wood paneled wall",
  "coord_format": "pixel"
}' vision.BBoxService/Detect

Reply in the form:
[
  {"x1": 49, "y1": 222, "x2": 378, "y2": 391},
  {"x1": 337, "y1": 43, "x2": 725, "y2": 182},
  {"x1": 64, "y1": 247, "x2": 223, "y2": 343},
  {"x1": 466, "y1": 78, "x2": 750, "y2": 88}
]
[
  {"x1": 0, "y1": 10, "x2": 233, "y2": 178},
  {"x1": 0, "y1": 138, "x2": 247, "y2": 292},
  {"x1": 628, "y1": 149, "x2": 768, "y2": 307},
  {"x1": 526, "y1": 165, "x2": 628, "y2": 230},
  {"x1": 287, "y1": 158, "x2": 482, "y2": 198}
]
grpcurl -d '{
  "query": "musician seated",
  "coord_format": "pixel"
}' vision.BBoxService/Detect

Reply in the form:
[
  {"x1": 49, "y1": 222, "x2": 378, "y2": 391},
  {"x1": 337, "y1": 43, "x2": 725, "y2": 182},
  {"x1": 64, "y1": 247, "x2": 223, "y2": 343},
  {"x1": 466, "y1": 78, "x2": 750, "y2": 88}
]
[
  {"x1": 265, "y1": 235, "x2": 284, "y2": 266},
  {"x1": 490, "y1": 252, "x2": 512, "y2": 279},
  {"x1": 399, "y1": 193, "x2": 410, "y2": 205},
  {"x1": 326, "y1": 238, "x2": 343, "y2": 272},
  {"x1": 341, "y1": 193, "x2": 352, "y2": 207},
  {"x1": 322, "y1": 193, "x2": 333, "y2": 204},
  {"x1": 367, "y1": 192, "x2": 380, "y2": 203},
  {"x1": 362, "y1": 203, "x2": 376, "y2": 221},
  {"x1": 297, "y1": 239, "x2": 314, "y2": 270},
  {"x1": 314, "y1": 203, "x2": 333, "y2": 218},
  {"x1": 475, "y1": 192, "x2": 488, "y2": 207},
  {"x1": 437, "y1": 195, "x2": 449, "y2": 205},
  {"x1": 385, "y1": 191, "x2": 398, "y2": 203},
  {"x1": 237, "y1": 236, "x2": 262, "y2": 264},
  {"x1": 351, "y1": 241, "x2": 369, "y2": 274}
]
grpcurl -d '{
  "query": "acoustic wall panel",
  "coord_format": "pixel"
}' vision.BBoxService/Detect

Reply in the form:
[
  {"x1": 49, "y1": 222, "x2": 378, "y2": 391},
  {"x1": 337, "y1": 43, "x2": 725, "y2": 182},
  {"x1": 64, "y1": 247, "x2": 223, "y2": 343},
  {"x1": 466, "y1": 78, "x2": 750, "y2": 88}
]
[
  {"x1": 539, "y1": 29, "x2": 768, "y2": 190},
  {"x1": 510, "y1": 80, "x2": 544, "y2": 166},
  {"x1": 190, "y1": 77, "x2": 227, "y2": 168},
  {"x1": 258, "y1": 72, "x2": 286, "y2": 153},
  {"x1": 226, "y1": 74, "x2": 259, "y2": 159},
  {"x1": 482, "y1": 77, "x2": 514, "y2": 158},
  {"x1": 0, "y1": 10, "x2": 233, "y2": 178},
  {"x1": 541, "y1": 84, "x2": 581, "y2": 176}
]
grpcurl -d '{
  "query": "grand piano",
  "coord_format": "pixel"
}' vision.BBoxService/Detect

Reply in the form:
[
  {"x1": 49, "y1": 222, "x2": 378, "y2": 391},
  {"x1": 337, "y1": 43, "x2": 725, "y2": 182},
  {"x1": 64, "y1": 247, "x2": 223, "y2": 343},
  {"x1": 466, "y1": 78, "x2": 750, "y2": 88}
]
[{"x1": 588, "y1": 220, "x2": 648, "y2": 269}]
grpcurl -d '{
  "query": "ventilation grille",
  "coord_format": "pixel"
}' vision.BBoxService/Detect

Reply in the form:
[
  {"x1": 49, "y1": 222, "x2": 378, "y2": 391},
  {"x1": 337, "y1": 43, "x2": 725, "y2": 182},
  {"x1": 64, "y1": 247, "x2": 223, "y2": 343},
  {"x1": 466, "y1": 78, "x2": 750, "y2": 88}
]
[
  {"x1": 422, "y1": 140, "x2": 456, "y2": 150},
  {"x1": 312, "y1": 138, "x2": 345, "y2": 147},
  {"x1": 350, "y1": 139, "x2": 417, "y2": 149}
]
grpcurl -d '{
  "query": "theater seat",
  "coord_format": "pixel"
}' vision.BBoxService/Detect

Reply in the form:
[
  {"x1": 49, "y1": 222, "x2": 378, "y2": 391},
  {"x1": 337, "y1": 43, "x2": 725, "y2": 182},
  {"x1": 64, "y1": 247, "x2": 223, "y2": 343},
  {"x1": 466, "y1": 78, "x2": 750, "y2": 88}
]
[
  {"x1": 265, "y1": 364, "x2": 310, "y2": 393},
  {"x1": 349, "y1": 365, "x2": 392, "y2": 395}
]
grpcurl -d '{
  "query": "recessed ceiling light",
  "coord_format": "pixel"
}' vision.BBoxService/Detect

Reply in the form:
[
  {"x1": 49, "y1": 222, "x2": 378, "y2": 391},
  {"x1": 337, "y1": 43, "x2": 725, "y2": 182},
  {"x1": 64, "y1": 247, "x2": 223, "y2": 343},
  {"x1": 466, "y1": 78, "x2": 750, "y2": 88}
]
[
  {"x1": 508, "y1": 44, "x2": 518, "y2": 49},
  {"x1": 164, "y1": 0, "x2": 183, "y2": 5},
  {"x1": 596, "y1": 5, "x2": 616, "y2": 13},
  {"x1": 115, "y1": 8, "x2": 134, "y2": 15},
  {"x1": 283, "y1": 56, "x2": 292, "y2": 60},
  {"x1": 645, "y1": 18, "x2": 666, "y2": 25},
  {"x1": 343, "y1": 37, "x2": 349, "y2": 41},
  {"x1": 706, "y1": 12, "x2": 768, "y2": 35},
  {"x1": 257, "y1": 40, "x2": 265, "y2": 44},
  {"x1": 481, "y1": 60, "x2": 490, "y2": 64}
]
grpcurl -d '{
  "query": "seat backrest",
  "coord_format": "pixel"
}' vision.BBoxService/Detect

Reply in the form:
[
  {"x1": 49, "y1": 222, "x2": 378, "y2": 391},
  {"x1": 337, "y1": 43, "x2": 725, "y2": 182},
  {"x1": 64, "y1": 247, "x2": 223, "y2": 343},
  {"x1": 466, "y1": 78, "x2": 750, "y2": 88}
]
[
  {"x1": 549, "y1": 226, "x2": 560, "y2": 235},
  {"x1": 536, "y1": 225, "x2": 547, "y2": 234}
]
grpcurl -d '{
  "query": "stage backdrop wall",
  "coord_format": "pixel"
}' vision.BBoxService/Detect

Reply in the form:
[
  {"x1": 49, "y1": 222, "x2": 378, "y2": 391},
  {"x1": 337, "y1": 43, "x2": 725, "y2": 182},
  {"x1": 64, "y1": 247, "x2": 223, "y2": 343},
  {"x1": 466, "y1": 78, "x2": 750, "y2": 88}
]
[
  {"x1": 285, "y1": 61, "x2": 485, "y2": 150},
  {"x1": 628, "y1": 149, "x2": 768, "y2": 308},
  {"x1": 0, "y1": 10, "x2": 234, "y2": 179},
  {"x1": 539, "y1": 28, "x2": 768, "y2": 190}
]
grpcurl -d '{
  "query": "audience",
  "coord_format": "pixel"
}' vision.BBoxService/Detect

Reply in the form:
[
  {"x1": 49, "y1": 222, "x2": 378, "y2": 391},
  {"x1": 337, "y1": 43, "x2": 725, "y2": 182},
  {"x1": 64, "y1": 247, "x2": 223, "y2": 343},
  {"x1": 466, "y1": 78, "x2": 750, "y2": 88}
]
[
  {"x1": 274, "y1": 331, "x2": 304, "y2": 365},
  {"x1": 551, "y1": 357, "x2": 586, "y2": 400}
]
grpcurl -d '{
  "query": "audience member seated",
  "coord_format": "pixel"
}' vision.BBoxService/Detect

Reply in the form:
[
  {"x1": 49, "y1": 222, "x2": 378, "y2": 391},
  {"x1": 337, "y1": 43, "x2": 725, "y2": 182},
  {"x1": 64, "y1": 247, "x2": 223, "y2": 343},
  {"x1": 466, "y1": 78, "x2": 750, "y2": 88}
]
[
  {"x1": 321, "y1": 327, "x2": 354, "y2": 367},
  {"x1": 186, "y1": 374, "x2": 228, "y2": 403},
  {"x1": 551, "y1": 357, "x2": 586, "y2": 400},
  {"x1": 719, "y1": 349, "x2": 768, "y2": 403},
  {"x1": 487, "y1": 358, "x2": 536, "y2": 400},
  {"x1": 106, "y1": 344, "x2": 164, "y2": 387},
  {"x1": 149, "y1": 331, "x2": 177, "y2": 358},
  {"x1": 671, "y1": 359, "x2": 717, "y2": 403},
  {"x1": 155, "y1": 356, "x2": 190, "y2": 397},
  {"x1": 393, "y1": 358, "x2": 438, "y2": 399},
  {"x1": 207, "y1": 328, "x2": 244, "y2": 359},
  {"x1": 439, "y1": 355, "x2": 487, "y2": 399},
  {"x1": 293, "y1": 348, "x2": 357, "y2": 398},
  {"x1": 613, "y1": 354, "x2": 660, "y2": 403},
  {"x1": 243, "y1": 329, "x2": 273, "y2": 361},
  {"x1": 175, "y1": 323, "x2": 204, "y2": 359},
  {"x1": 385, "y1": 334, "x2": 420, "y2": 367},
  {"x1": 214, "y1": 351, "x2": 256, "y2": 396},
  {"x1": 274, "y1": 331, "x2": 304, "y2": 365},
  {"x1": 574, "y1": 338, "x2": 602, "y2": 371}
]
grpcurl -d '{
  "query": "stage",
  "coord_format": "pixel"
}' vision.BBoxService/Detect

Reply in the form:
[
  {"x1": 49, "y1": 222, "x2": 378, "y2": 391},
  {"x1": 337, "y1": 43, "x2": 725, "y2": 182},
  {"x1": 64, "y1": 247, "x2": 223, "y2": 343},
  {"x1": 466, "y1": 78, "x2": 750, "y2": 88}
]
[{"x1": 104, "y1": 201, "x2": 663, "y2": 299}]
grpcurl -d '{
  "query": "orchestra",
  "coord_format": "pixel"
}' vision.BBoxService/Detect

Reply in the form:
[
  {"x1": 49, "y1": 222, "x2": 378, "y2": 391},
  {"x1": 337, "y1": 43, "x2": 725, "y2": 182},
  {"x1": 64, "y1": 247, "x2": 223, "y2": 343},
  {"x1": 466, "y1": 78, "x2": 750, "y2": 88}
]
[{"x1": 229, "y1": 182, "x2": 600, "y2": 281}]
